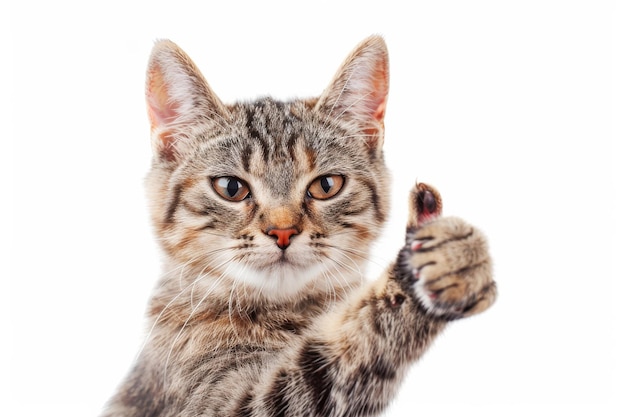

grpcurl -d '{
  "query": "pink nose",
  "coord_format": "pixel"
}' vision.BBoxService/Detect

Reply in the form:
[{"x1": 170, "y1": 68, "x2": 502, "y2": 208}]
[{"x1": 267, "y1": 228, "x2": 299, "y2": 249}]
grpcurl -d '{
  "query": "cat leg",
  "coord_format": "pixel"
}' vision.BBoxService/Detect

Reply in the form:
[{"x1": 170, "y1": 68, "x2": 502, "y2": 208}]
[
  {"x1": 230, "y1": 275, "x2": 447, "y2": 417},
  {"x1": 229, "y1": 183, "x2": 496, "y2": 417}
]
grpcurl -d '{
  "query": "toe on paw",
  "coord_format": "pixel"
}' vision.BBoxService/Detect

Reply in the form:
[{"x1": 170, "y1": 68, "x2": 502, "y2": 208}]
[{"x1": 408, "y1": 183, "x2": 443, "y2": 228}]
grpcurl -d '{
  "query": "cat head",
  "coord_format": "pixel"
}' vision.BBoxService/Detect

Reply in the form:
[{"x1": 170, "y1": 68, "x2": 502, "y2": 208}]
[{"x1": 145, "y1": 36, "x2": 390, "y2": 302}]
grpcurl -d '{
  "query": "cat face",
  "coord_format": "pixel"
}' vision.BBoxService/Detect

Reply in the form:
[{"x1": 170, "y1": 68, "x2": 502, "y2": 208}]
[{"x1": 145, "y1": 38, "x2": 390, "y2": 301}]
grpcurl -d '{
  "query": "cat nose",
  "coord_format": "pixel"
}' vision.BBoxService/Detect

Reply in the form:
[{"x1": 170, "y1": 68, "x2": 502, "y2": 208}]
[{"x1": 266, "y1": 227, "x2": 299, "y2": 250}]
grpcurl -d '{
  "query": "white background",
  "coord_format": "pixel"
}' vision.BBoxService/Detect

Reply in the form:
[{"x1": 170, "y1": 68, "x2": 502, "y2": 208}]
[{"x1": 5, "y1": 1, "x2": 625, "y2": 416}]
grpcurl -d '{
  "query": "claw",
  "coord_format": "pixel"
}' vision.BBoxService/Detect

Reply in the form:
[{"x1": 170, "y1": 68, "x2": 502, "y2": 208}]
[
  {"x1": 408, "y1": 183, "x2": 443, "y2": 228},
  {"x1": 417, "y1": 189, "x2": 437, "y2": 217}
]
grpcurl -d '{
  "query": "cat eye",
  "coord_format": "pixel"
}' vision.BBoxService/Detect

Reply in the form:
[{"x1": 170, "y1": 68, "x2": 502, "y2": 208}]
[
  {"x1": 307, "y1": 175, "x2": 345, "y2": 200},
  {"x1": 211, "y1": 177, "x2": 251, "y2": 202}
]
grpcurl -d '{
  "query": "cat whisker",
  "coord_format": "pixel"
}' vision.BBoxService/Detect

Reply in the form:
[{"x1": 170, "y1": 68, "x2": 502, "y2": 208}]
[
  {"x1": 190, "y1": 249, "x2": 235, "y2": 308},
  {"x1": 154, "y1": 249, "x2": 239, "y2": 380},
  {"x1": 326, "y1": 247, "x2": 363, "y2": 275},
  {"x1": 162, "y1": 257, "x2": 235, "y2": 384},
  {"x1": 341, "y1": 246, "x2": 386, "y2": 269},
  {"x1": 136, "y1": 254, "x2": 206, "y2": 360},
  {"x1": 314, "y1": 251, "x2": 358, "y2": 291},
  {"x1": 329, "y1": 257, "x2": 363, "y2": 291},
  {"x1": 318, "y1": 265, "x2": 339, "y2": 306},
  {"x1": 228, "y1": 268, "x2": 244, "y2": 330},
  {"x1": 316, "y1": 239, "x2": 384, "y2": 271}
]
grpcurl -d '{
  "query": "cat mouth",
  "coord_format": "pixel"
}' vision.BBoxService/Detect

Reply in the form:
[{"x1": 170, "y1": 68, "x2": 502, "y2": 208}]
[
  {"x1": 263, "y1": 250, "x2": 309, "y2": 269},
  {"x1": 271, "y1": 252, "x2": 297, "y2": 266}
]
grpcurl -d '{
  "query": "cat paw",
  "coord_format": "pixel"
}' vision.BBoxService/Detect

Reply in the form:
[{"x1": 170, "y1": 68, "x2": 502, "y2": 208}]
[{"x1": 400, "y1": 185, "x2": 496, "y2": 320}]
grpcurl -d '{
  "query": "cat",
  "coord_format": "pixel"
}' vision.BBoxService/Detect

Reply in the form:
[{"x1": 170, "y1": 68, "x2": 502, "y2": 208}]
[{"x1": 101, "y1": 35, "x2": 496, "y2": 417}]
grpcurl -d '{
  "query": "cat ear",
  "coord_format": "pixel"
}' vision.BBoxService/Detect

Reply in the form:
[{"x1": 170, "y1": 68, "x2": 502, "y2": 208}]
[
  {"x1": 146, "y1": 40, "x2": 229, "y2": 162},
  {"x1": 315, "y1": 35, "x2": 389, "y2": 153}
]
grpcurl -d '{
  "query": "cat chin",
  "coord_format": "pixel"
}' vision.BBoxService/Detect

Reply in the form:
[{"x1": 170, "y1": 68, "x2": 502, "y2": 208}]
[{"x1": 229, "y1": 261, "x2": 330, "y2": 302}]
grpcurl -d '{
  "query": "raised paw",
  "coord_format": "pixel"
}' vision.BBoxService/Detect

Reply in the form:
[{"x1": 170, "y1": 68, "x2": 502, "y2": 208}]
[{"x1": 401, "y1": 184, "x2": 496, "y2": 320}]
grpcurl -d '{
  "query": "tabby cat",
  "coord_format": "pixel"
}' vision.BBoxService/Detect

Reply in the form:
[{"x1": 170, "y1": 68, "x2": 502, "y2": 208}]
[{"x1": 101, "y1": 35, "x2": 496, "y2": 417}]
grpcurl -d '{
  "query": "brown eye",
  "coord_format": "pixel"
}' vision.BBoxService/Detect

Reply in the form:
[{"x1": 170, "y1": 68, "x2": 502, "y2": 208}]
[
  {"x1": 212, "y1": 177, "x2": 251, "y2": 201},
  {"x1": 307, "y1": 175, "x2": 344, "y2": 200}
]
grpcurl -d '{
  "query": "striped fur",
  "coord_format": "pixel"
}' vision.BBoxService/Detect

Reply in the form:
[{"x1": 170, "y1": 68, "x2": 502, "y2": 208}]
[{"x1": 101, "y1": 36, "x2": 496, "y2": 417}]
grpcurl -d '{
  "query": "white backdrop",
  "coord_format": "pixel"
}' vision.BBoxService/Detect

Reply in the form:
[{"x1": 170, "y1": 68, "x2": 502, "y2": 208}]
[{"x1": 6, "y1": 1, "x2": 625, "y2": 416}]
